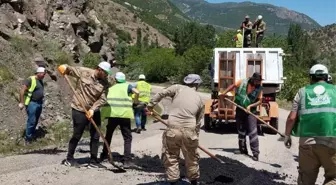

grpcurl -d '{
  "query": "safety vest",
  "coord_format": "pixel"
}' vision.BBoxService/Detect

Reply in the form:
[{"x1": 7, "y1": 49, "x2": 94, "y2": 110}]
[
  {"x1": 24, "y1": 76, "x2": 37, "y2": 105},
  {"x1": 132, "y1": 81, "x2": 152, "y2": 103},
  {"x1": 236, "y1": 33, "x2": 243, "y2": 48},
  {"x1": 291, "y1": 82, "x2": 336, "y2": 137},
  {"x1": 234, "y1": 78, "x2": 262, "y2": 111},
  {"x1": 101, "y1": 83, "x2": 134, "y2": 119}
]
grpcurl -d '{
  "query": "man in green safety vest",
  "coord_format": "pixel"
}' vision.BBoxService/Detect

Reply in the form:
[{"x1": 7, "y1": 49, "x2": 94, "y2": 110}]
[
  {"x1": 132, "y1": 74, "x2": 152, "y2": 134},
  {"x1": 232, "y1": 29, "x2": 243, "y2": 48},
  {"x1": 19, "y1": 67, "x2": 46, "y2": 145},
  {"x1": 100, "y1": 72, "x2": 139, "y2": 168},
  {"x1": 284, "y1": 64, "x2": 336, "y2": 185},
  {"x1": 219, "y1": 72, "x2": 263, "y2": 161}
]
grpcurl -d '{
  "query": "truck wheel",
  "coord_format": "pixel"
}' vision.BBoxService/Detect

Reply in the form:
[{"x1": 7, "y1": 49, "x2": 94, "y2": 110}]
[
  {"x1": 204, "y1": 114, "x2": 212, "y2": 131},
  {"x1": 267, "y1": 118, "x2": 279, "y2": 135}
]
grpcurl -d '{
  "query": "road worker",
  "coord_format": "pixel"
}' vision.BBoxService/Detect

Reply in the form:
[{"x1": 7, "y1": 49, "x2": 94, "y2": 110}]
[
  {"x1": 232, "y1": 29, "x2": 243, "y2": 48},
  {"x1": 131, "y1": 74, "x2": 152, "y2": 134},
  {"x1": 241, "y1": 15, "x2": 253, "y2": 48},
  {"x1": 220, "y1": 72, "x2": 263, "y2": 161},
  {"x1": 147, "y1": 74, "x2": 205, "y2": 185},
  {"x1": 100, "y1": 72, "x2": 139, "y2": 168},
  {"x1": 19, "y1": 66, "x2": 47, "y2": 145},
  {"x1": 253, "y1": 15, "x2": 266, "y2": 48},
  {"x1": 57, "y1": 61, "x2": 112, "y2": 168},
  {"x1": 284, "y1": 64, "x2": 336, "y2": 185}
]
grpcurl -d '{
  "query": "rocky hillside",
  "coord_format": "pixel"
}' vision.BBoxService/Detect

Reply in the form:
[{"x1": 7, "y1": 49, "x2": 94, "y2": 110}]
[
  {"x1": 169, "y1": 0, "x2": 321, "y2": 35},
  {"x1": 0, "y1": 0, "x2": 172, "y2": 134},
  {"x1": 308, "y1": 23, "x2": 336, "y2": 54}
]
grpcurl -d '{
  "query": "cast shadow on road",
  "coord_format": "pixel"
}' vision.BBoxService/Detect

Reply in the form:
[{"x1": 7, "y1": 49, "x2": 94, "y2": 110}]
[
  {"x1": 21, "y1": 147, "x2": 67, "y2": 155},
  {"x1": 208, "y1": 148, "x2": 282, "y2": 168},
  {"x1": 132, "y1": 154, "x2": 290, "y2": 185}
]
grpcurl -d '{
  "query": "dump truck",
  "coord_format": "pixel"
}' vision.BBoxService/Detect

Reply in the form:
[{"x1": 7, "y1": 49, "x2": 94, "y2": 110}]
[{"x1": 204, "y1": 48, "x2": 286, "y2": 134}]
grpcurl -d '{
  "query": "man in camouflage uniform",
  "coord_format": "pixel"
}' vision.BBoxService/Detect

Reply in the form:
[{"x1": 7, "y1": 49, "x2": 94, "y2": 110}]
[
  {"x1": 57, "y1": 61, "x2": 112, "y2": 168},
  {"x1": 241, "y1": 15, "x2": 253, "y2": 48},
  {"x1": 147, "y1": 74, "x2": 205, "y2": 185},
  {"x1": 253, "y1": 15, "x2": 266, "y2": 48}
]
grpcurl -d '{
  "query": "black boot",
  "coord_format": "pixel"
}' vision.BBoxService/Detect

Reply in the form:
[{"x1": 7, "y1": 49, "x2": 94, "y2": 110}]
[
  {"x1": 252, "y1": 154, "x2": 259, "y2": 161},
  {"x1": 136, "y1": 127, "x2": 141, "y2": 134}
]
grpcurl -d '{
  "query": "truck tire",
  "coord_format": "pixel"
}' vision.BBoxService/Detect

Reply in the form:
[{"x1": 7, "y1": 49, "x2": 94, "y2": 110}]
[
  {"x1": 267, "y1": 118, "x2": 279, "y2": 135},
  {"x1": 204, "y1": 114, "x2": 212, "y2": 131}
]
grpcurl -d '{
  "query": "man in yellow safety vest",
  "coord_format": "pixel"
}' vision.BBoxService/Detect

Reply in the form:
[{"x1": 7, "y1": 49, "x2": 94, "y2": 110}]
[
  {"x1": 100, "y1": 72, "x2": 139, "y2": 168},
  {"x1": 232, "y1": 29, "x2": 243, "y2": 48},
  {"x1": 19, "y1": 67, "x2": 46, "y2": 145},
  {"x1": 132, "y1": 74, "x2": 152, "y2": 134}
]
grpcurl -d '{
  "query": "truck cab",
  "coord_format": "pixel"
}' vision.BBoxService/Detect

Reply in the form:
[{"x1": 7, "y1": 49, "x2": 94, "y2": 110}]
[{"x1": 204, "y1": 48, "x2": 286, "y2": 134}]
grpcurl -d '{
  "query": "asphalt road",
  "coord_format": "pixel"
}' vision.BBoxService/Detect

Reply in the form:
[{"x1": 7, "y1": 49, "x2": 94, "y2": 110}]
[{"x1": 0, "y1": 85, "x2": 324, "y2": 185}]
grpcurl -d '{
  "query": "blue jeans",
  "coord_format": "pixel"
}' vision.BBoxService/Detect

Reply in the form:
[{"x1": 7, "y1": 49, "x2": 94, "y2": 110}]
[
  {"x1": 134, "y1": 107, "x2": 147, "y2": 129},
  {"x1": 25, "y1": 101, "x2": 43, "y2": 141}
]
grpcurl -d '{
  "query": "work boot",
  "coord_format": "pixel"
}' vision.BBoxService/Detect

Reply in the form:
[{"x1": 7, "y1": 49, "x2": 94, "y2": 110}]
[
  {"x1": 234, "y1": 149, "x2": 248, "y2": 155},
  {"x1": 88, "y1": 157, "x2": 106, "y2": 169},
  {"x1": 141, "y1": 127, "x2": 147, "y2": 131},
  {"x1": 252, "y1": 154, "x2": 259, "y2": 161},
  {"x1": 99, "y1": 152, "x2": 108, "y2": 162},
  {"x1": 136, "y1": 127, "x2": 141, "y2": 134},
  {"x1": 62, "y1": 158, "x2": 80, "y2": 168}
]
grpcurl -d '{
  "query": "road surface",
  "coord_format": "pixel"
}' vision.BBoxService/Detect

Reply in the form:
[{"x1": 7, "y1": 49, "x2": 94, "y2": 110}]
[{"x1": 0, "y1": 85, "x2": 324, "y2": 185}]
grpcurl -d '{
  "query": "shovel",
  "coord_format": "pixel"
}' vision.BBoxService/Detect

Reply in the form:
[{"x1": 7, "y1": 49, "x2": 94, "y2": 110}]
[
  {"x1": 63, "y1": 75, "x2": 126, "y2": 172},
  {"x1": 147, "y1": 109, "x2": 226, "y2": 164},
  {"x1": 224, "y1": 97, "x2": 285, "y2": 138}
]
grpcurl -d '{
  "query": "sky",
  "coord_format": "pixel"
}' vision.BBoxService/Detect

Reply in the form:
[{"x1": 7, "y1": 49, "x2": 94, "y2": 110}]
[{"x1": 206, "y1": 0, "x2": 336, "y2": 26}]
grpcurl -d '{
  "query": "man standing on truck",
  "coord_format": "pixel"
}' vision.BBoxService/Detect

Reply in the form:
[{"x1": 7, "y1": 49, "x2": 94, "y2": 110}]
[
  {"x1": 232, "y1": 29, "x2": 243, "y2": 48},
  {"x1": 220, "y1": 72, "x2": 263, "y2": 161},
  {"x1": 146, "y1": 74, "x2": 204, "y2": 185},
  {"x1": 253, "y1": 15, "x2": 266, "y2": 48},
  {"x1": 241, "y1": 15, "x2": 253, "y2": 48},
  {"x1": 284, "y1": 64, "x2": 336, "y2": 185}
]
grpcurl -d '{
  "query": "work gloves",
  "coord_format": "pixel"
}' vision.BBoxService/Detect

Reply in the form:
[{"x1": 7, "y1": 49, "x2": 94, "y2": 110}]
[
  {"x1": 18, "y1": 103, "x2": 24, "y2": 110},
  {"x1": 86, "y1": 109, "x2": 94, "y2": 119},
  {"x1": 284, "y1": 135, "x2": 292, "y2": 149},
  {"x1": 57, "y1": 64, "x2": 68, "y2": 75}
]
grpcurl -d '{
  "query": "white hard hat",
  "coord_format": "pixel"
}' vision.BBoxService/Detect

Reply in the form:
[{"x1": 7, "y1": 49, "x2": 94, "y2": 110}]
[
  {"x1": 245, "y1": 15, "x2": 250, "y2": 19},
  {"x1": 98, "y1": 61, "x2": 112, "y2": 75},
  {"x1": 237, "y1": 29, "x2": 241, "y2": 33},
  {"x1": 183, "y1": 74, "x2": 202, "y2": 84},
  {"x1": 258, "y1": 15, "x2": 263, "y2": 20},
  {"x1": 36, "y1": 67, "x2": 46, "y2": 73},
  {"x1": 139, "y1": 74, "x2": 146, "y2": 80},
  {"x1": 309, "y1": 64, "x2": 328, "y2": 75},
  {"x1": 115, "y1": 72, "x2": 126, "y2": 82}
]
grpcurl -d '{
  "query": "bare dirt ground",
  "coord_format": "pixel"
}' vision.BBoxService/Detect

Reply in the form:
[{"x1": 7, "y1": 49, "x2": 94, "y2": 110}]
[{"x1": 0, "y1": 85, "x2": 324, "y2": 185}]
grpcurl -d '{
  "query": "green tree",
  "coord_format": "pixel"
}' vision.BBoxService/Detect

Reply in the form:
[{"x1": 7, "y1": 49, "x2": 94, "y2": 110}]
[
  {"x1": 115, "y1": 41, "x2": 129, "y2": 62},
  {"x1": 216, "y1": 30, "x2": 236, "y2": 47},
  {"x1": 173, "y1": 22, "x2": 216, "y2": 55}
]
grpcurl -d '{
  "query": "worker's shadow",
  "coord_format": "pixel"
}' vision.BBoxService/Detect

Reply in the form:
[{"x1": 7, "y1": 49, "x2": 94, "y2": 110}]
[{"x1": 133, "y1": 154, "x2": 288, "y2": 185}]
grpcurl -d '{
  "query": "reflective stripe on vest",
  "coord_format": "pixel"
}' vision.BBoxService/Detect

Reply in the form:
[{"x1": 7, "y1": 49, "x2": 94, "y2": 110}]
[
  {"x1": 132, "y1": 81, "x2": 151, "y2": 103},
  {"x1": 24, "y1": 76, "x2": 37, "y2": 105},
  {"x1": 291, "y1": 82, "x2": 336, "y2": 137},
  {"x1": 101, "y1": 83, "x2": 134, "y2": 119},
  {"x1": 236, "y1": 33, "x2": 243, "y2": 48}
]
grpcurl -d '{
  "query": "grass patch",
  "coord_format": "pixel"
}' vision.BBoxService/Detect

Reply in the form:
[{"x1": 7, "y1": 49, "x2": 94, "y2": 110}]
[
  {"x1": 37, "y1": 40, "x2": 73, "y2": 64},
  {"x1": 83, "y1": 52, "x2": 101, "y2": 68},
  {"x1": 0, "y1": 122, "x2": 72, "y2": 156},
  {"x1": 277, "y1": 99, "x2": 292, "y2": 111},
  {"x1": 0, "y1": 65, "x2": 14, "y2": 83}
]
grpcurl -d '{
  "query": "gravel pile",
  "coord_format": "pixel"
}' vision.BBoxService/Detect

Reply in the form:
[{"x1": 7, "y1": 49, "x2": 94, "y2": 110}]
[{"x1": 129, "y1": 151, "x2": 291, "y2": 185}]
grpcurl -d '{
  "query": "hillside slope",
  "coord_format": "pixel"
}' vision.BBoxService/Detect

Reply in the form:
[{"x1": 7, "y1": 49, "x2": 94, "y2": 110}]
[
  {"x1": 112, "y1": 0, "x2": 190, "y2": 39},
  {"x1": 0, "y1": 0, "x2": 172, "y2": 135},
  {"x1": 170, "y1": 0, "x2": 321, "y2": 35}
]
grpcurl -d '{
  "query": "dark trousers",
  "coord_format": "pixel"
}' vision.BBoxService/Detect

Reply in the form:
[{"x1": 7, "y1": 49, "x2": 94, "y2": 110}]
[
  {"x1": 67, "y1": 108, "x2": 101, "y2": 160},
  {"x1": 235, "y1": 108, "x2": 260, "y2": 156},
  {"x1": 102, "y1": 117, "x2": 132, "y2": 161},
  {"x1": 256, "y1": 34, "x2": 264, "y2": 48}
]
